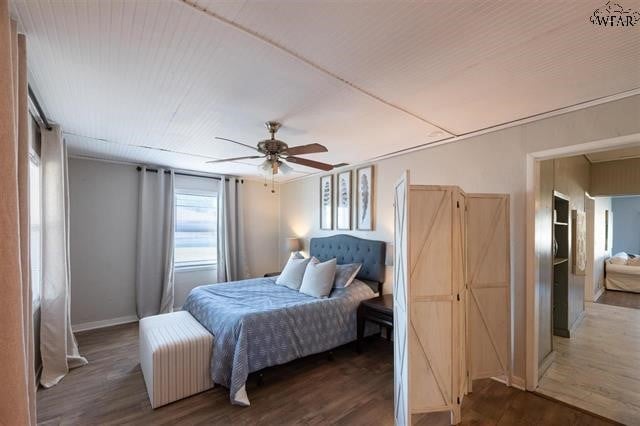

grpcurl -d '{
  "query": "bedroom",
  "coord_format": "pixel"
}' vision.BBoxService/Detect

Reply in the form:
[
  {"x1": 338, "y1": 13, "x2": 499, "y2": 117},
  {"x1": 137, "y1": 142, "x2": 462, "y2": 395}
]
[{"x1": 1, "y1": 1, "x2": 639, "y2": 425}]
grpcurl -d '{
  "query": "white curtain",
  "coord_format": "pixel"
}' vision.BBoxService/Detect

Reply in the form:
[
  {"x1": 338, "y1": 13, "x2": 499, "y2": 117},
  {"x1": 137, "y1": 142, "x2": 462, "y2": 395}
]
[
  {"x1": 0, "y1": 8, "x2": 36, "y2": 423},
  {"x1": 136, "y1": 167, "x2": 175, "y2": 318},
  {"x1": 217, "y1": 177, "x2": 249, "y2": 282},
  {"x1": 39, "y1": 126, "x2": 88, "y2": 388}
]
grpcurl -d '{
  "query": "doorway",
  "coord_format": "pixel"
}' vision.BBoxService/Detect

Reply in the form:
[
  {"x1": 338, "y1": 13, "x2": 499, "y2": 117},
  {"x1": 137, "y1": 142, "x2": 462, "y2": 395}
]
[{"x1": 526, "y1": 140, "x2": 640, "y2": 424}]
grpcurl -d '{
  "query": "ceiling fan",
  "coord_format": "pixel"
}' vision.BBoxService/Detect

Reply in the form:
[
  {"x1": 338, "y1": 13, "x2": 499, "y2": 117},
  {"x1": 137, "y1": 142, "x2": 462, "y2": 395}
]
[{"x1": 207, "y1": 121, "x2": 334, "y2": 175}]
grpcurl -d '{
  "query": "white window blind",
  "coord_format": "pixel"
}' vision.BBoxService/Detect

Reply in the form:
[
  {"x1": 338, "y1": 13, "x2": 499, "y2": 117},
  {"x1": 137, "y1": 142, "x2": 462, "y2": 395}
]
[{"x1": 174, "y1": 191, "x2": 218, "y2": 268}]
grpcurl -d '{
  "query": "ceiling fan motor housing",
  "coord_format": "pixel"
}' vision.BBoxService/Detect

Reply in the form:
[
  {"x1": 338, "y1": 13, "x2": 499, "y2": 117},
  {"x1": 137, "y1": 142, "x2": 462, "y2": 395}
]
[{"x1": 258, "y1": 139, "x2": 288, "y2": 155}]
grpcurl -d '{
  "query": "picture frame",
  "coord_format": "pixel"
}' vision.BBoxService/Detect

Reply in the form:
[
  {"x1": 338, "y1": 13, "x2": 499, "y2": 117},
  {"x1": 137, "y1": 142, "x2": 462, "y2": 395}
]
[
  {"x1": 356, "y1": 165, "x2": 374, "y2": 230},
  {"x1": 336, "y1": 170, "x2": 352, "y2": 230},
  {"x1": 319, "y1": 174, "x2": 333, "y2": 230},
  {"x1": 571, "y1": 210, "x2": 586, "y2": 276}
]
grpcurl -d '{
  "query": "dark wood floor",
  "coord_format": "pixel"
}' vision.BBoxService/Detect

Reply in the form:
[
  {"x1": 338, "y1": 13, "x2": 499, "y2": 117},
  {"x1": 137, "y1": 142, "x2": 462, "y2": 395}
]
[
  {"x1": 37, "y1": 323, "x2": 615, "y2": 425},
  {"x1": 595, "y1": 289, "x2": 640, "y2": 310}
]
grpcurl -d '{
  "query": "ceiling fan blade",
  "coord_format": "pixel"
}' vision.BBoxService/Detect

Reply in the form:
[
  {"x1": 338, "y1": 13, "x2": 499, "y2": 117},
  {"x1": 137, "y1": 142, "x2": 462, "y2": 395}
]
[
  {"x1": 214, "y1": 137, "x2": 260, "y2": 152},
  {"x1": 286, "y1": 156, "x2": 334, "y2": 171},
  {"x1": 206, "y1": 155, "x2": 264, "y2": 164},
  {"x1": 285, "y1": 143, "x2": 328, "y2": 156}
]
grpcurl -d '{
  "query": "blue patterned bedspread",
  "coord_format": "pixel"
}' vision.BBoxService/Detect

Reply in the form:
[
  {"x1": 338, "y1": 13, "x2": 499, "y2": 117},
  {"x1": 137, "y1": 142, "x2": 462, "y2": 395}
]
[{"x1": 183, "y1": 277, "x2": 375, "y2": 405}]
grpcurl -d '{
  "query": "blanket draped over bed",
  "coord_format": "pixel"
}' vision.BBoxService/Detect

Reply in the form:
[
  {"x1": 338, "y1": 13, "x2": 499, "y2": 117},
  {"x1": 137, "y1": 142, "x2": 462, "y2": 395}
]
[{"x1": 183, "y1": 277, "x2": 375, "y2": 405}]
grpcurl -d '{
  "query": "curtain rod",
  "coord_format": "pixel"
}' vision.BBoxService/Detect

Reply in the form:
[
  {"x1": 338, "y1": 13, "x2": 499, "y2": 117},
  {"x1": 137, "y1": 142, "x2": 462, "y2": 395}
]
[
  {"x1": 136, "y1": 166, "x2": 243, "y2": 183},
  {"x1": 28, "y1": 84, "x2": 52, "y2": 130}
]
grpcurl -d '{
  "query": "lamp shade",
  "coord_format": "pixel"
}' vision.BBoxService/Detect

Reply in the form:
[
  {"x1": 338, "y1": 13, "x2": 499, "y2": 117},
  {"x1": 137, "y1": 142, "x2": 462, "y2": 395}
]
[
  {"x1": 385, "y1": 243, "x2": 394, "y2": 266},
  {"x1": 287, "y1": 237, "x2": 301, "y2": 252}
]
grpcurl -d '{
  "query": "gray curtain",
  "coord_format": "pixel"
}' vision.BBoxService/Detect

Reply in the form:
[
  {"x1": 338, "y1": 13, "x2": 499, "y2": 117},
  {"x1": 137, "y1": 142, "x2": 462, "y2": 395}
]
[
  {"x1": 0, "y1": 9, "x2": 36, "y2": 423},
  {"x1": 135, "y1": 167, "x2": 175, "y2": 318},
  {"x1": 40, "y1": 126, "x2": 88, "y2": 388},
  {"x1": 217, "y1": 178, "x2": 249, "y2": 282}
]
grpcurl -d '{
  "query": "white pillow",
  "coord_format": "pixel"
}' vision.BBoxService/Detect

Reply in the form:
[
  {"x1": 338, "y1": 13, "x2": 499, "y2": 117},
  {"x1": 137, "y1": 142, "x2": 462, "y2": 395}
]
[
  {"x1": 299, "y1": 257, "x2": 337, "y2": 298},
  {"x1": 610, "y1": 252, "x2": 629, "y2": 265},
  {"x1": 276, "y1": 257, "x2": 311, "y2": 290}
]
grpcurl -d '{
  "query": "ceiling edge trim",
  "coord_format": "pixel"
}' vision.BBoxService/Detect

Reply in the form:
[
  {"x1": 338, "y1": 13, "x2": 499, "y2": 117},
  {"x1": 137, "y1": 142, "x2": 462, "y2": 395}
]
[
  {"x1": 62, "y1": 130, "x2": 292, "y2": 169},
  {"x1": 65, "y1": 136, "x2": 307, "y2": 182},
  {"x1": 67, "y1": 153, "x2": 253, "y2": 182},
  {"x1": 177, "y1": 0, "x2": 457, "y2": 137},
  {"x1": 282, "y1": 87, "x2": 640, "y2": 184}
]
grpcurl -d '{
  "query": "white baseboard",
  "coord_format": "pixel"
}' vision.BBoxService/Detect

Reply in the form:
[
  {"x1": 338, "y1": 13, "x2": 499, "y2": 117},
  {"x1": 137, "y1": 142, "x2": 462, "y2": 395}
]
[
  {"x1": 510, "y1": 375, "x2": 526, "y2": 391},
  {"x1": 490, "y1": 375, "x2": 526, "y2": 391},
  {"x1": 72, "y1": 315, "x2": 138, "y2": 333},
  {"x1": 593, "y1": 285, "x2": 605, "y2": 302}
]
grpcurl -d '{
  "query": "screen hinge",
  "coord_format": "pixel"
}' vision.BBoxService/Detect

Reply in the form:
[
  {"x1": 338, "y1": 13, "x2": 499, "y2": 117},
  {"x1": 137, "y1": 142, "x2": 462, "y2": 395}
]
[
  {"x1": 457, "y1": 293, "x2": 460, "y2": 301},
  {"x1": 456, "y1": 201, "x2": 460, "y2": 208},
  {"x1": 457, "y1": 397, "x2": 461, "y2": 404}
]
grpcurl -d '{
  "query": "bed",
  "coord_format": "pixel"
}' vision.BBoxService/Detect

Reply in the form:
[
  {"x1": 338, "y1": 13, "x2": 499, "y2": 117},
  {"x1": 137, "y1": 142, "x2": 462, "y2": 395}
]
[
  {"x1": 183, "y1": 235, "x2": 386, "y2": 406},
  {"x1": 605, "y1": 253, "x2": 640, "y2": 293}
]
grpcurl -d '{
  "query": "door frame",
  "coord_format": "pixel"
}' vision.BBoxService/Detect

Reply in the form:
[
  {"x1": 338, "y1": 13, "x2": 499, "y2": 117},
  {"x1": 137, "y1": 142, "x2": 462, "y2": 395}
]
[{"x1": 525, "y1": 133, "x2": 640, "y2": 390}]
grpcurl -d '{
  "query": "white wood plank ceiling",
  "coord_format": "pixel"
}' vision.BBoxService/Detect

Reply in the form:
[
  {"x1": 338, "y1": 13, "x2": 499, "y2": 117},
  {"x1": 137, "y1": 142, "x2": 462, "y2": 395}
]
[{"x1": 11, "y1": 0, "x2": 640, "y2": 180}]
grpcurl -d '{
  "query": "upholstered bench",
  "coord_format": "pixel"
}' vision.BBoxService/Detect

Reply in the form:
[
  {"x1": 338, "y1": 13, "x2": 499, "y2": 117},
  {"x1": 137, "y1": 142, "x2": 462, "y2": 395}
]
[{"x1": 139, "y1": 311, "x2": 214, "y2": 408}]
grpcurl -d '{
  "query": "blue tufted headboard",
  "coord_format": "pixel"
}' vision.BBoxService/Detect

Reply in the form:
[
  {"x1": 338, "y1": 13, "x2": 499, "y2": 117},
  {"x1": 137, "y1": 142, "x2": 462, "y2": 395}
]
[{"x1": 309, "y1": 234, "x2": 386, "y2": 294}]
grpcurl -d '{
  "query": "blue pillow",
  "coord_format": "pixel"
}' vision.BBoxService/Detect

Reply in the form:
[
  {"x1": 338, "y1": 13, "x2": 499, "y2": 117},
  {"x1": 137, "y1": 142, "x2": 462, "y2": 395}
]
[{"x1": 333, "y1": 263, "x2": 362, "y2": 288}]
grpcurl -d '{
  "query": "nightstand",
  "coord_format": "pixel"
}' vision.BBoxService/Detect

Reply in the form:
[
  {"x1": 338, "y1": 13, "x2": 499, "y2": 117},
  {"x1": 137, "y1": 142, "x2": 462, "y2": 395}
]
[
  {"x1": 264, "y1": 272, "x2": 280, "y2": 277},
  {"x1": 357, "y1": 294, "x2": 393, "y2": 352}
]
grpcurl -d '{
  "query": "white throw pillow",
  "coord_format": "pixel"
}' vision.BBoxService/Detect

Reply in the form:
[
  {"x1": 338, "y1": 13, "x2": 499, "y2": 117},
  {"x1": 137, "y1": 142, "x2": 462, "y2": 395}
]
[
  {"x1": 276, "y1": 257, "x2": 311, "y2": 290},
  {"x1": 299, "y1": 257, "x2": 337, "y2": 298}
]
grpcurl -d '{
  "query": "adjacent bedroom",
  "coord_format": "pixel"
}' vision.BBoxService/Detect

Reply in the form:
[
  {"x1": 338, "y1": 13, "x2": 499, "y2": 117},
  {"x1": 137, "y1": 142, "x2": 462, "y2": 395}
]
[
  {"x1": 1, "y1": 1, "x2": 639, "y2": 425},
  {"x1": 605, "y1": 195, "x2": 640, "y2": 300}
]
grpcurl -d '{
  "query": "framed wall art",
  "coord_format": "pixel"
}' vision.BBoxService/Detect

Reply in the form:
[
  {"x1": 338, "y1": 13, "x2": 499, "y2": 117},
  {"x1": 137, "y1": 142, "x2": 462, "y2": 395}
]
[
  {"x1": 336, "y1": 170, "x2": 352, "y2": 230},
  {"x1": 320, "y1": 174, "x2": 333, "y2": 230},
  {"x1": 356, "y1": 165, "x2": 374, "y2": 230},
  {"x1": 571, "y1": 209, "x2": 587, "y2": 276}
]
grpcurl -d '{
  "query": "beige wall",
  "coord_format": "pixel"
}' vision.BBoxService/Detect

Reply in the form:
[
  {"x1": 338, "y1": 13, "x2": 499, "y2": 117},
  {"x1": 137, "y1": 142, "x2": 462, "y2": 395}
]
[
  {"x1": 592, "y1": 197, "x2": 612, "y2": 297},
  {"x1": 68, "y1": 158, "x2": 280, "y2": 328},
  {"x1": 552, "y1": 155, "x2": 590, "y2": 329},
  {"x1": 591, "y1": 158, "x2": 640, "y2": 196},
  {"x1": 278, "y1": 94, "x2": 640, "y2": 383},
  {"x1": 537, "y1": 160, "x2": 554, "y2": 365},
  {"x1": 243, "y1": 179, "x2": 281, "y2": 276}
]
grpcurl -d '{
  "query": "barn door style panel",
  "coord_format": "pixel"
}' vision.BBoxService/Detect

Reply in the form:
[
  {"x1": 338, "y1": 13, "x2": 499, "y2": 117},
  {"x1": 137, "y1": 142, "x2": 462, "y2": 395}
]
[
  {"x1": 393, "y1": 175, "x2": 511, "y2": 426},
  {"x1": 393, "y1": 172, "x2": 409, "y2": 426},
  {"x1": 466, "y1": 194, "x2": 511, "y2": 384},
  {"x1": 403, "y1": 183, "x2": 466, "y2": 425}
]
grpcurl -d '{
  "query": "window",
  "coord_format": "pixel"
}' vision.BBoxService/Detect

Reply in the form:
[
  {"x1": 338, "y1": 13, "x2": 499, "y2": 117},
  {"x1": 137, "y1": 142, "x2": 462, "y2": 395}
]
[
  {"x1": 174, "y1": 191, "x2": 218, "y2": 268},
  {"x1": 29, "y1": 155, "x2": 42, "y2": 308}
]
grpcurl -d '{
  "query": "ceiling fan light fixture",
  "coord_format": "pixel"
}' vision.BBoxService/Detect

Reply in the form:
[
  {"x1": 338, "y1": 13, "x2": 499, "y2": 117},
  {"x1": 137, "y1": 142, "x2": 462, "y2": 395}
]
[
  {"x1": 279, "y1": 161, "x2": 293, "y2": 175},
  {"x1": 259, "y1": 159, "x2": 271, "y2": 172}
]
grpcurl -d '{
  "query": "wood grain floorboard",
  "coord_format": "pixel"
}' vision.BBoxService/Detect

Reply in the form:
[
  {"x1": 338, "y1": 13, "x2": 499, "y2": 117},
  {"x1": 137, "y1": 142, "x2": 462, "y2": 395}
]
[
  {"x1": 596, "y1": 290, "x2": 640, "y2": 310},
  {"x1": 37, "y1": 323, "x2": 614, "y2": 425},
  {"x1": 537, "y1": 302, "x2": 640, "y2": 425}
]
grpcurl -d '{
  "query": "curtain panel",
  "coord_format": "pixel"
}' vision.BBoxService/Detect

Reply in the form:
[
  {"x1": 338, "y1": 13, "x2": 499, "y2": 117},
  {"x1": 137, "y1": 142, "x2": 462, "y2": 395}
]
[
  {"x1": 217, "y1": 178, "x2": 249, "y2": 282},
  {"x1": 136, "y1": 167, "x2": 176, "y2": 318},
  {"x1": 39, "y1": 126, "x2": 88, "y2": 388},
  {"x1": 0, "y1": 4, "x2": 36, "y2": 423}
]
